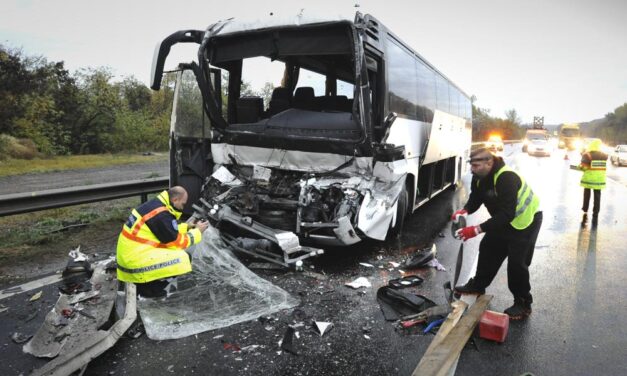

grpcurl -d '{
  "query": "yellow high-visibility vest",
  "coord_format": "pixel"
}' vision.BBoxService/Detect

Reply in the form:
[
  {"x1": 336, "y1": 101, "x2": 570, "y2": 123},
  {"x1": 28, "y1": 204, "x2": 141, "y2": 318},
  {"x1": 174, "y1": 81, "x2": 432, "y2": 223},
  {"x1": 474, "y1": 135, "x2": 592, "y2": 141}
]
[
  {"x1": 116, "y1": 191, "x2": 201, "y2": 284},
  {"x1": 493, "y1": 166, "x2": 540, "y2": 230}
]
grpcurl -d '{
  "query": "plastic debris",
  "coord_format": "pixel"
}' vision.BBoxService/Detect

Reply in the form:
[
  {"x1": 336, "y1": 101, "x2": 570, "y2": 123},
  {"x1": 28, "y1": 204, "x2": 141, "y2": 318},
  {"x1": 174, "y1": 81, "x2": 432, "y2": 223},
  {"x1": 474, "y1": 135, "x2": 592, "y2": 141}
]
[
  {"x1": 313, "y1": 321, "x2": 334, "y2": 336},
  {"x1": 345, "y1": 277, "x2": 371, "y2": 289},
  {"x1": 222, "y1": 342, "x2": 241, "y2": 352},
  {"x1": 137, "y1": 226, "x2": 298, "y2": 340},
  {"x1": 388, "y1": 261, "x2": 400, "y2": 268},
  {"x1": 29, "y1": 291, "x2": 43, "y2": 302},
  {"x1": 359, "y1": 262, "x2": 374, "y2": 268},
  {"x1": 364, "y1": 334, "x2": 371, "y2": 340},
  {"x1": 403, "y1": 244, "x2": 436, "y2": 268},
  {"x1": 388, "y1": 275, "x2": 424, "y2": 289},
  {"x1": 426, "y1": 258, "x2": 446, "y2": 271}
]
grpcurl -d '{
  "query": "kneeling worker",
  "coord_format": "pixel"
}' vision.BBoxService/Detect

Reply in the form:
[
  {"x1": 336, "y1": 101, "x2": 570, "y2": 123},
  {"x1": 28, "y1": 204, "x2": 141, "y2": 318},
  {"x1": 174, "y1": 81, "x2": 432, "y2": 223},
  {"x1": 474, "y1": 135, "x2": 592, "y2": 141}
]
[{"x1": 116, "y1": 186, "x2": 208, "y2": 297}]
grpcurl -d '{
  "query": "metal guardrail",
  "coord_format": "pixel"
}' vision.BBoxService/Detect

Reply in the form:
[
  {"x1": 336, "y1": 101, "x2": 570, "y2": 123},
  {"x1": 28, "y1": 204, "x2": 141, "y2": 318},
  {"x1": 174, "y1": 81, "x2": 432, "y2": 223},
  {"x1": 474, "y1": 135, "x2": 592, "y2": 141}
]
[{"x1": 0, "y1": 177, "x2": 169, "y2": 217}]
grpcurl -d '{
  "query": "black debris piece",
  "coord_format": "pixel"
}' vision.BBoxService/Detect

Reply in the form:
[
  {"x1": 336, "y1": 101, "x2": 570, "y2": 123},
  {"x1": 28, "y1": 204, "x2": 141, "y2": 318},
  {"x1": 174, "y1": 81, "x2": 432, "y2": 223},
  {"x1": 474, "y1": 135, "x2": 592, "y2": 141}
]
[
  {"x1": 403, "y1": 246, "x2": 436, "y2": 269},
  {"x1": 280, "y1": 326, "x2": 298, "y2": 355},
  {"x1": 388, "y1": 275, "x2": 424, "y2": 289},
  {"x1": 376, "y1": 286, "x2": 436, "y2": 321}
]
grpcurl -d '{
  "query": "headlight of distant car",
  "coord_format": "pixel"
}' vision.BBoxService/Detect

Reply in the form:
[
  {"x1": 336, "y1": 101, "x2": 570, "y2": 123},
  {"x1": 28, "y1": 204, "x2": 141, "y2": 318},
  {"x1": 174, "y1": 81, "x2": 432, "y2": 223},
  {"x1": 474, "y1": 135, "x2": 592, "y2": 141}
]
[{"x1": 559, "y1": 141, "x2": 564, "y2": 147}]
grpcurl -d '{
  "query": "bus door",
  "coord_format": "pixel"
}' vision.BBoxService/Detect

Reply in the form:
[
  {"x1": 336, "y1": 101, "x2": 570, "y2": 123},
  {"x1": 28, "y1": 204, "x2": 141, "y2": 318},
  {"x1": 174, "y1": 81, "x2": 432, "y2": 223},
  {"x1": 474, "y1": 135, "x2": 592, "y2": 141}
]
[{"x1": 169, "y1": 68, "x2": 221, "y2": 215}]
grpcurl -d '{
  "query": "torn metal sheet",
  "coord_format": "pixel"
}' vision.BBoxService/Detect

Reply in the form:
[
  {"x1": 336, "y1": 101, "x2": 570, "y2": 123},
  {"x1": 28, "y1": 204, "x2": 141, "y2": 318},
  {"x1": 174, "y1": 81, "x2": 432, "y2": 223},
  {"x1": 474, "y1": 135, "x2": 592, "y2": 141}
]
[
  {"x1": 137, "y1": 227, "x2": 299, "y2": 340},
  {"x1": 30, "y1": 282, "x2": 137, "y2": 376},
  {"x1": 23, "y1": 260, "x2": 118, "y2": 358}
]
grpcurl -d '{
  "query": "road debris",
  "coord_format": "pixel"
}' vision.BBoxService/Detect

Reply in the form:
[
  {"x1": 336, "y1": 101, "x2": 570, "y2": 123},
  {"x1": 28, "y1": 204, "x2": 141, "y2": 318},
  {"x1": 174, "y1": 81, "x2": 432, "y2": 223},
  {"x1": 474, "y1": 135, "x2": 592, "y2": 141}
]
[
  {"x1": 29, "y1": 291, "x2": 43, "y2": 302},
  {"x1": 426, "y1": 258, "x2": 446, "y2": 271},
  {"x1": 313, "y1": 321, "x2": 333, "y2": 336},
  {"x1": 359, "y1": 262, "x2": 374, "y2": 268},
  {"x1": 345, "y1": 277, "x2": 371, "y2": 289},
  {"x1": 403, "y1": 244, "x2": 436, "y2": 268},
  {"x1": 11, "y1": 332, "x2": 33, "y2": 344},
  {"x1": 280, "y1": 326, "x2": 298, "y2": 355},
  {"x1": 388, "y1": 275, "x2": 424, "y2": 289},
  {"x1": 376, "y1": 286, "x2": 436, "y2": 321}
]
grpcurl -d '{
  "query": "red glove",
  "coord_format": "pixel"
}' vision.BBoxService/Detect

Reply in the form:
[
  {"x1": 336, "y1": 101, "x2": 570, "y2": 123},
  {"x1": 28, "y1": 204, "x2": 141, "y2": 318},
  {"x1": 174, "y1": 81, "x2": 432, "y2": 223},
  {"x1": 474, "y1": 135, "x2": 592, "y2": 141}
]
[
  {"x1": 451, "y1": 209, "x2": 468, "y2": 223},
  {"x1": 455, "y1": 226, "x2": 481, "y2": 241}
]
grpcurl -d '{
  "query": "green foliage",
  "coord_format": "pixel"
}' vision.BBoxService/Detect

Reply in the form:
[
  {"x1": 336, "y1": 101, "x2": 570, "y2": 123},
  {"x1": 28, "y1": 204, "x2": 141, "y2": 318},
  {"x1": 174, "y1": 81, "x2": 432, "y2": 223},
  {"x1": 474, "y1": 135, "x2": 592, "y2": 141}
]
[
  {"x1": 472, "y1": 101, "x2": 524, "y2": 141},
  {"x1": 599, "y1": 103, "x2": 627, "y2": 144},
  {"x1": 0, "y1": 44, "x2": 173, "y2": 157}
]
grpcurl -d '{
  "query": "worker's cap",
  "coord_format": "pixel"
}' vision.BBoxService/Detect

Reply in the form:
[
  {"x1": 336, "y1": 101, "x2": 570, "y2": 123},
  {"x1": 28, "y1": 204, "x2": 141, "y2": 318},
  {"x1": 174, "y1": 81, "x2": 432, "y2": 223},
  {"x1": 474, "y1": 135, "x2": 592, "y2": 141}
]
[{"x1": 467, "y1": 147, "x2": 494, "y2": 163}]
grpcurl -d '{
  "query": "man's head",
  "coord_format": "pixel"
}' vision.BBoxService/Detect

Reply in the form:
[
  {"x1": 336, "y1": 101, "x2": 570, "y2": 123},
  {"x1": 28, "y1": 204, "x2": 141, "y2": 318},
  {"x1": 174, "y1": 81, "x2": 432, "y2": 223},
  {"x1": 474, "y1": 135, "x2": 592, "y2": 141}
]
[
  {"x1": 469, "y1": 148, "x2": 495, "y2": 178},
  {"x1": 168, "y1": 186, "x2": 188, "y2": 211}
]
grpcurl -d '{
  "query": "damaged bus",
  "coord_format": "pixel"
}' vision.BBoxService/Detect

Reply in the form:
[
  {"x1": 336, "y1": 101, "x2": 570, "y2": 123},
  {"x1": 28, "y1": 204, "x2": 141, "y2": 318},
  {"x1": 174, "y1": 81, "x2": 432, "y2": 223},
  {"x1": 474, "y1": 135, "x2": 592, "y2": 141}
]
[{"x1": 150, "y1": 12, "x2": 472, "y2": 267}]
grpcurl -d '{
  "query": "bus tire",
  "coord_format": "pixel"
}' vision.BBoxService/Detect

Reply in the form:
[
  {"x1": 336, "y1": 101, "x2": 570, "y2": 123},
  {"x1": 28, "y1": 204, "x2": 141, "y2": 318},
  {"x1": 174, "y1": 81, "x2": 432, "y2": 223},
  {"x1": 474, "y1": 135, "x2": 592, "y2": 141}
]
[{"x1": 388, "y1": 186, "x2": 408, "y2": 239}]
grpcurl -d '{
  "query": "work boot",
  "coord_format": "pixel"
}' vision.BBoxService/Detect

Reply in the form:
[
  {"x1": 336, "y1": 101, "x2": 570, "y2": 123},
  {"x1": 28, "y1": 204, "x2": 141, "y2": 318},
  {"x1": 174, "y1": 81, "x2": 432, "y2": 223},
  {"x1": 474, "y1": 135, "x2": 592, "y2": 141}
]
[
  {"x1": 504, "y1": 297, "x2": 532, "y2": 320},
  {"x1": 580, "y1": 213, "x2": 588, "y2": 227},
  {"x1": 454, "y1": 278, "x2": 485, "y2": 295}
]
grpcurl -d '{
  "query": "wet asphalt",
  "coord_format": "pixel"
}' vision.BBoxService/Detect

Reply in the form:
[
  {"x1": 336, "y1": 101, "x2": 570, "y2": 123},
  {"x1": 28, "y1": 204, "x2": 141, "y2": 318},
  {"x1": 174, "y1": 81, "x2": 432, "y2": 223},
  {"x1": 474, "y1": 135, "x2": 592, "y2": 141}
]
[{"x1": 1, "y1": 144, "x2": 626, "y2": 375}]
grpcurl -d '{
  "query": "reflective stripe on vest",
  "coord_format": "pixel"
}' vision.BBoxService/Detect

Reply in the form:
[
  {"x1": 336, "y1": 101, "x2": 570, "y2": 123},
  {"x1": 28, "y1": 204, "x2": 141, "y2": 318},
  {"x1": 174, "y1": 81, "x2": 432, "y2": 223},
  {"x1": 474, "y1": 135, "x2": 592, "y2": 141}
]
[
  {"x1": 117, "y1": 258, "x2": 182, "y2": 274},
  {"x1": 121, "y1": 206, "x2": 169, "y2": 246},
  {"x1": 589, "y1": 160, "x2": 607, "y2": 171},
  {"x1": 493, "y1": 166, "x2": 540, "y2": 230}
]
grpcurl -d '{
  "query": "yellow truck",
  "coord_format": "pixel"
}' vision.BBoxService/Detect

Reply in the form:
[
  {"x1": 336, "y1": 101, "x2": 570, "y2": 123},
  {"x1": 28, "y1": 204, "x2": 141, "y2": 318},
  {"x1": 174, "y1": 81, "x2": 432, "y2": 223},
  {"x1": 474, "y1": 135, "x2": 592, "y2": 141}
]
[{"x1": 558, "y1": 123, "x2": 582, "y2": 150}]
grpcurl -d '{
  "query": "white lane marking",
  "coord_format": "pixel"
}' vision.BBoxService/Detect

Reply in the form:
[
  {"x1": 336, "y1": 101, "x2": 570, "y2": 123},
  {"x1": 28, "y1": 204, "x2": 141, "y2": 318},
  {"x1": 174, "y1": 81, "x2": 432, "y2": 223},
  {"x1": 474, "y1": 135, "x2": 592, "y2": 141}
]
[{"x1": 0, "y1": 274, "x2": 63, "y2": 301}]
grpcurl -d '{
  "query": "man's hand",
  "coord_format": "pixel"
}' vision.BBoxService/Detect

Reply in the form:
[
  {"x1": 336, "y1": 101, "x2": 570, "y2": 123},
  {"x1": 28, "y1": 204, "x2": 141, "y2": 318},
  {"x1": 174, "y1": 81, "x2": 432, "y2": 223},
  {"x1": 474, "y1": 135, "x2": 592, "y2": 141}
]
[
  {"x1": 454, "y1": 225, "x2": 481, "y2": 241},
  {"x1": 196, "y1": 220, "x2": 209, "y2": 233},
  {"x1": 451, "y1": 209, "x2": 468, "y2": 223}
]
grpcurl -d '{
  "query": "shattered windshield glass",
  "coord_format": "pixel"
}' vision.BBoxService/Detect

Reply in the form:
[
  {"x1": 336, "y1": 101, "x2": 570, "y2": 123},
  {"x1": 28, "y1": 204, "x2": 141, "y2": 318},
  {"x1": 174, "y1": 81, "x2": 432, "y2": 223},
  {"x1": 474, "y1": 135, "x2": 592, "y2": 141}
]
[{"x1": 137, "y1": 226, "x2": 299, "y2": 340}]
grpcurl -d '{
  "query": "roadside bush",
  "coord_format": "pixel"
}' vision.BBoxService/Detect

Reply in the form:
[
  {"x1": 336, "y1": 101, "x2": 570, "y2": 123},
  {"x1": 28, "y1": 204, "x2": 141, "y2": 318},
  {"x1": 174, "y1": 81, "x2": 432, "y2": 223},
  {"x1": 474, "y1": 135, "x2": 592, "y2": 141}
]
[{"x1": 0, "y1": 134, "x2": 39, "y2": 160}]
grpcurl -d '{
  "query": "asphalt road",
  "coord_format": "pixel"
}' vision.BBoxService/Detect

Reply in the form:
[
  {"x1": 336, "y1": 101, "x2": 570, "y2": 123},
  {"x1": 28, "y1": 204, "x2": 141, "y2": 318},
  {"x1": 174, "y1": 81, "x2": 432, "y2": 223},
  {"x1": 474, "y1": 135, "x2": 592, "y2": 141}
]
[{"x1": 1, "y1": 144, "x2": 626, "y2": 375}]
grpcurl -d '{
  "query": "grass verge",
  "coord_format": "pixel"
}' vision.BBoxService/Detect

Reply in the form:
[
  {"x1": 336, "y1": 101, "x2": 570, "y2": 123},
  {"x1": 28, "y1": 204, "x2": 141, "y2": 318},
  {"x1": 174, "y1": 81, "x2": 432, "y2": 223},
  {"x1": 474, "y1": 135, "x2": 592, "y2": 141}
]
[
  {"x1": 0, "y1": 196, "x2": 151, "y2": 269},
  {"x1": 0, "y1": 153, "x2": 168, "y2": 177}
]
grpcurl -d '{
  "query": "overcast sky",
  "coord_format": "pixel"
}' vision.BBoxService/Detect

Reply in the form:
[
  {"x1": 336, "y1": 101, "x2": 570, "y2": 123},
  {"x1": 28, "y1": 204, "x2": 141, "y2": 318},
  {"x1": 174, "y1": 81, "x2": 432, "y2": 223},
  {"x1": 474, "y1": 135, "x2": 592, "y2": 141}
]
[{"x1": 1, "y1": 0, "x2": 626, "y2": 124}]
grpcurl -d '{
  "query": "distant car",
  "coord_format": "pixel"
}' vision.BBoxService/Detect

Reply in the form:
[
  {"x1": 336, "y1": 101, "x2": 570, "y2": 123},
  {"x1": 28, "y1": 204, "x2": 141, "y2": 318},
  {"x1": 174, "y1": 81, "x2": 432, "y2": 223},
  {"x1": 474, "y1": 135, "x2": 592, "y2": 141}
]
[
  {"x1": 527, "y1": 138, "x2": 552, "y2": 157},
  {"x1": 486, "y1": 135, "x2": 504, "y2": 152},
  {"x1": 611, "y1": 144, "x2": 627, "y2": 166}
]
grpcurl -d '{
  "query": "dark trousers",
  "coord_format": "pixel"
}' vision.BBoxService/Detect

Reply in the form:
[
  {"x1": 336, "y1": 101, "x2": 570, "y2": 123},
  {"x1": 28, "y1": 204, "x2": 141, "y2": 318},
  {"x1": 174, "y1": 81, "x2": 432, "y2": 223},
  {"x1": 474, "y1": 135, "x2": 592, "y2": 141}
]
[
  {"x1": 582, "y1": 188, "x2": 601, "y2": 216},
  {"x1": 474, "y1": 212, "x2": 543, "y2": 302}
]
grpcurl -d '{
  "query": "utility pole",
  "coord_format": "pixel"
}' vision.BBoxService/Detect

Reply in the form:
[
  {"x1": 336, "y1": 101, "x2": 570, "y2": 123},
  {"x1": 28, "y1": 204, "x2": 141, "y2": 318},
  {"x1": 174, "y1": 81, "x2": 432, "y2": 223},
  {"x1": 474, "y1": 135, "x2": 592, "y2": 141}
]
[{"x1": 533, "y1": 116, "x2": 544, "y2": 129}]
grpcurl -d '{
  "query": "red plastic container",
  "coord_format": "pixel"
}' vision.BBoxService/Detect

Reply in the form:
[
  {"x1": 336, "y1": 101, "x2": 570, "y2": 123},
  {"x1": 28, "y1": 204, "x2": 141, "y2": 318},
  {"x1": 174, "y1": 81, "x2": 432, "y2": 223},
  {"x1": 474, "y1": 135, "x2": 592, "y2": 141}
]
[{"x1": 479, "y1": 310, "x2": 509, "y2": 343}]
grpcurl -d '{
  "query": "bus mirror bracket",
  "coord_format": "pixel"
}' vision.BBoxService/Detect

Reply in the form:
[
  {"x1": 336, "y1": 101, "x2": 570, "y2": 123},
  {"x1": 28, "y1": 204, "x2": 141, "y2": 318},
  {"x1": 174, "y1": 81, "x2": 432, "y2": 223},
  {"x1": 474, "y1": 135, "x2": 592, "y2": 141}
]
[{"x1": 380, "y1": 112, "x2": 397, "y2": 144}]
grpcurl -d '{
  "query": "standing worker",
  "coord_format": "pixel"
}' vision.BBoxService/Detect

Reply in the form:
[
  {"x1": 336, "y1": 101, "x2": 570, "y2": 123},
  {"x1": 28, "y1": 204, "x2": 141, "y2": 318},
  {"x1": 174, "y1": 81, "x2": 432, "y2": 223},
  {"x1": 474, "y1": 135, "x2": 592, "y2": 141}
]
[
  {"x1": 116, "y1": 186, "x2": 208, "y2": 297},
  {"x1": 451, "y1": 148, "x2": 542, "y2": 320},
  {"x1": 578, "y1": 138, "x2": 607, "y2": 225}
]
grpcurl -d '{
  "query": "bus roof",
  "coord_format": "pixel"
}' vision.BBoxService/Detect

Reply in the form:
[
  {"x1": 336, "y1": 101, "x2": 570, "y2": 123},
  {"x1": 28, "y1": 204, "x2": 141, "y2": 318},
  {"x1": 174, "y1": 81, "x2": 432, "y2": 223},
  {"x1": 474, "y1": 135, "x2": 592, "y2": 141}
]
[{"x1": 209, "y1": 11, "x2": 353, "y2": 37}]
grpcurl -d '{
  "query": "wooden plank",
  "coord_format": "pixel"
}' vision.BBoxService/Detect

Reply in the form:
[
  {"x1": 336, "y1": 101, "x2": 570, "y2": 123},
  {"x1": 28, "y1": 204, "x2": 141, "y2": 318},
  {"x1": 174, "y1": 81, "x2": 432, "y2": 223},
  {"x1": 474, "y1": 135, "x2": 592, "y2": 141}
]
[{"x1": 413, "y1": 295, "x2": 493, "y2": 376}]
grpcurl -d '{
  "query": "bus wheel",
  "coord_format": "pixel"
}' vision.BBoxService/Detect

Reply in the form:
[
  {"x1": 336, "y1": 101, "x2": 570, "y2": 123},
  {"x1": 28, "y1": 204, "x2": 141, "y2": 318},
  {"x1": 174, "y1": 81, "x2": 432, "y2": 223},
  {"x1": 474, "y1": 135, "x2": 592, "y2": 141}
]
[{"x1": 388, "y1": 186, "x2": 408, "y2": 239}]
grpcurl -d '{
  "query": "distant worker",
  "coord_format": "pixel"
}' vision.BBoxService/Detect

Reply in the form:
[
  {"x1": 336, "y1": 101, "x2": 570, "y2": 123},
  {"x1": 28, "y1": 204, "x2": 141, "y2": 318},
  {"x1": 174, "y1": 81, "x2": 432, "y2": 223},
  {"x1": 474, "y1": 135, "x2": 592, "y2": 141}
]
[
  {"x1": 451, "y1": 148, "x2": 542, "y2": 320},
  {"x1": 578, "y1": 138, "x2": 607, "y2": 225},
  {"x1": 116, "y1": 186, "x2": 208, "y2": 297}
]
